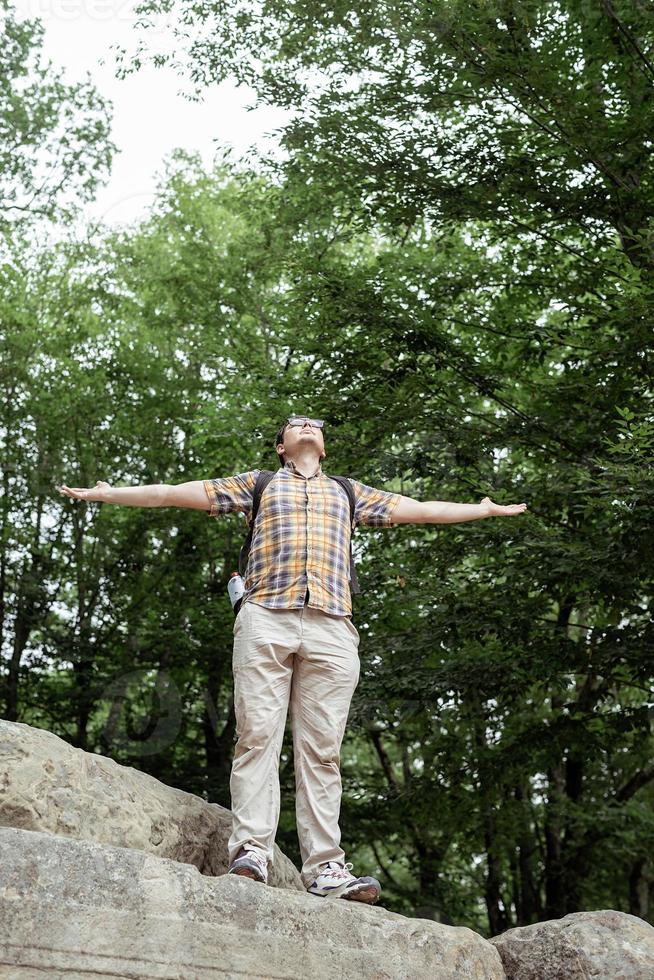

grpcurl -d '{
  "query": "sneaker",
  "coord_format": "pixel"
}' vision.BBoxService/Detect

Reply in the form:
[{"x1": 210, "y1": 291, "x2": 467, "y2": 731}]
[
  {"x1": 227, "y1": 845, "x2": 268, "y2": 884},
  {"x1": 307, "y1": 861, "x2": 381, "y2": 904}
]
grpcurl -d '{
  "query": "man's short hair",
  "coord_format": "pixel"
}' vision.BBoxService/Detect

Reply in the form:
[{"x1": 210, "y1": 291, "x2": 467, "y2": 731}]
[{"x1": 274, "y1": 421, "x2": 289, "y2": 466}]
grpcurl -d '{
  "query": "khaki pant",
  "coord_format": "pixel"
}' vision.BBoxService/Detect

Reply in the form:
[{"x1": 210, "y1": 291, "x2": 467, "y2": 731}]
[{"x1": 227, "y1": 598, "x2": 361, "y2": 889}]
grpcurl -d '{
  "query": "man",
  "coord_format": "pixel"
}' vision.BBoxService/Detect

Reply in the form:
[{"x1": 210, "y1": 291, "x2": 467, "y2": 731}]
[{"x1": 58, "y1": 415, "x2": 527, "y2": 905}]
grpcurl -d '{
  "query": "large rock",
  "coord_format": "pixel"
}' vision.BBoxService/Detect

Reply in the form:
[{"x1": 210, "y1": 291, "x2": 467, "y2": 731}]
[
  {"x1": 0, "y1": 826, "x2": 506, "y2": 980},
  {"x1": 0, "y1": 719, "x2": 301, "y2": 890},
  {"x1": 491, "y1": 909, "x2": 654, "y2": 979},
  {"x1": 3, "y1": 720, "x2": 651, "y2": 980}
]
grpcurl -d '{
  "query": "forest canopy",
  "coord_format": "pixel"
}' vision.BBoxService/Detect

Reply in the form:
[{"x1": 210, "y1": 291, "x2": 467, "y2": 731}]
[{"x1": 2, "y1": 0, "x2": 653, "y2": 935}]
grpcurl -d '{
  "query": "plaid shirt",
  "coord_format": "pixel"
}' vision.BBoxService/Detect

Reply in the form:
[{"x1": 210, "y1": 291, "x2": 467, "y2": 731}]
[{"x1": 204, "y1": 459, "x2": 401, "y2": 617}]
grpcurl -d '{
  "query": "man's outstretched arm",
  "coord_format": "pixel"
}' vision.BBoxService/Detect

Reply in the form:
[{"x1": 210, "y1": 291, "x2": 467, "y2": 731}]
[
  {"x1": 391, "y1": 494, "x2": 527, "y2": 524},
  {"x1": 57, "y1": 480, "x2": 211, "y2": 510}
]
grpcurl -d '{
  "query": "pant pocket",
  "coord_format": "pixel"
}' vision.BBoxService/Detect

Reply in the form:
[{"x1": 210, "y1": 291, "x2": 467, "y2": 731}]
[
  {"x1": 344, "y1": 617, "x2": 360, "y2": 644},
  {"x1": 233, "y1": 602, "x2": 248, "y2": 635}
]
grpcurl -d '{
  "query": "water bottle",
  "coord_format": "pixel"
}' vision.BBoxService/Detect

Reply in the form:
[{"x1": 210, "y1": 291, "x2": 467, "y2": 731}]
[{"x1": 227, "y1": 571, "x2": 246, "y2": 615}]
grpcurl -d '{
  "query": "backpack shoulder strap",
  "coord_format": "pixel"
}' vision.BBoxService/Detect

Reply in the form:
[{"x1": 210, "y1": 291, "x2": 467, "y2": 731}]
[
  {"x1": 238, "y1": 469, "x2": 275, "y2": 577},
  {"x1": 328, "y1": 475, "x2": 361, "y2": 595},
  {"x1": 328, "y1": 475, "x2": 356, "y2": 529}
]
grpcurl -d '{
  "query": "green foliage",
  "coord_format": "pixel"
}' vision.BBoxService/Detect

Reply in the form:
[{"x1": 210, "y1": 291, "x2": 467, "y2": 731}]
[
  {"x1": 0, "y1": 0, "x2": 115, "y2": 232},
  {"x1": 3, "y1": 0, "x2": 654, "y2": 937}
]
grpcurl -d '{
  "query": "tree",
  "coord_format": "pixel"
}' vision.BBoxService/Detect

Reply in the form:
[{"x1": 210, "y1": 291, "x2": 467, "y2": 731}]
[
  {"x1": 0, "y1": 0, "x2": 115, "y2": 233},
  {"x1": 7, "y1": 0, "x2": 654, "y2": 921},
  {"x1": 117, "y1": 0, "x2": 654, "y2": 930}
]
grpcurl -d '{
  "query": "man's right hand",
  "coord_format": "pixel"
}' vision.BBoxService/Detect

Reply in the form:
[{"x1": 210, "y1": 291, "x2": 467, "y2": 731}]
[{"x1": 58, "y1": 480, "x2": 112, "y2": 502}]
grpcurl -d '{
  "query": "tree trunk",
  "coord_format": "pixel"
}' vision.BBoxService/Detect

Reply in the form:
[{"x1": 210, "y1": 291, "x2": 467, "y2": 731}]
[
  {"x1": 485, "y1": 816, "x2": 509, "y2": 936},
  {"x1": 629, "y1": 857, "x2": 652, "y2": 919},
  {"x1": 544, "y1": 757, "x2": 566, "y2": 919},
  {"x1": 514, "y1": 781, "x2": 541, "y2": 925}
]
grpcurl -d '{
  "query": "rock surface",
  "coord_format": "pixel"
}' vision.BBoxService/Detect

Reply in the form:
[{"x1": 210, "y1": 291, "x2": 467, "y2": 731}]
[
  {"x1": 0, "y1": 826, "x2": 506, "y2": 980},
  {"x1": 491, "y1": 909, "x2": 654, "y2": 979},
  {"x1": 0, "y1": 719, "x2": 301, "y2": 890},
  {"x1": 3, "y1": 720, "x2": 653, "y2": 979}
]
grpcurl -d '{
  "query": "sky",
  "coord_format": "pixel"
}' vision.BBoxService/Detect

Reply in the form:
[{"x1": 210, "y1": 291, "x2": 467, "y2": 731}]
[{"x1": 17, "y1": 0, "x2": 290, "y2": 226}]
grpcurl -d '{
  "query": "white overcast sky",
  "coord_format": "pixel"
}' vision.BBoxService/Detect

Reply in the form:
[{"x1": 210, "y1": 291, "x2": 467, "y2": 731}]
[{"x1": 18, "y1": 0, "x2": 289, "y2": 226}]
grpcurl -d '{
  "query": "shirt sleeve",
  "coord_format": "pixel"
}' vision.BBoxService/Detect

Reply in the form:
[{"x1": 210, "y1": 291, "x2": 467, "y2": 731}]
[
  {"x1": 203, "y1": 470, "x2": 260, "y2": 519},
  {"x1": 347, "y1": 478, "x2": 402, "y2": 527}
]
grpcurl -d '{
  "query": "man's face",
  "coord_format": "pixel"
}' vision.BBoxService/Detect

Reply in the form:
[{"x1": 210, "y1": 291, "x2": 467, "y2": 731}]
[{"x1": 277, "y1": 418, "x2": 326, "y2": 462}]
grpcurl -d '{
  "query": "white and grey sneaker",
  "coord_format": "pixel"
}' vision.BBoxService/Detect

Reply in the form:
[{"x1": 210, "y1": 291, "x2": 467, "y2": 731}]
[
  {"x1": 227, "y1": 845, "x2": 269, "y2": 884},
  {"x1": 307, "y1": 861, "x2": 381, "y2": 904}
]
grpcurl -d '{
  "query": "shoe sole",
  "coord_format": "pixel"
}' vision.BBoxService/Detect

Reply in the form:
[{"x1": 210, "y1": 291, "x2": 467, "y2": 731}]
[
  {"x1": 308, "y1": 884, "x2": 381, "y2": 904},
  {"x1": 342, "y1": 884, "x2": 380, "y2": 904},
  {"x1": 228, "y1": 867, "x2": 267, "y2": 884}
]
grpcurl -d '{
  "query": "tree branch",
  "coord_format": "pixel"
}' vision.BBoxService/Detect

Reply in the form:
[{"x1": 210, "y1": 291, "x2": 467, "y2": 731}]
[{"x1": 616, "y1": 763, "x2": 654, "y2": 803}]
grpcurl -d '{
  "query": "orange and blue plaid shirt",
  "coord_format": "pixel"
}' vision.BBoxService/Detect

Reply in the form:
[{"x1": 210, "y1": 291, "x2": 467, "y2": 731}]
[{"x1": 204, "y1": 459, "x2": 401, "y2": 617}]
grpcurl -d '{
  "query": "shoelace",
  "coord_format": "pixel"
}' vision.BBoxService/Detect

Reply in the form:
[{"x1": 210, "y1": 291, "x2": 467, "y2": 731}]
[
  {"x1": 241, "y1": 849, "x2": 267, "y2": 873},
  {"x1": 320, "y1": 861, "x2": 355, "y2": 881}
]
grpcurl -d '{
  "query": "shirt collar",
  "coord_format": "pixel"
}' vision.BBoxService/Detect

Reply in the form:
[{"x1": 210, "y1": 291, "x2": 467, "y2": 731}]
[{"x1": 284, "y1": 459, "x2": 323, "y2": 479}]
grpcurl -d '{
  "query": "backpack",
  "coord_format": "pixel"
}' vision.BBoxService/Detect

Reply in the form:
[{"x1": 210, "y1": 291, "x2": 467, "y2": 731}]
[{"x1": 237, "y1": 469, "x2": 361, "y2": 596}]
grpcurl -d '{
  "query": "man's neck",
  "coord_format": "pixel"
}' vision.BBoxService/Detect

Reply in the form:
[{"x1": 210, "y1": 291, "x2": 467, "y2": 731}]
[{"x1": 286, "y1": 451, "x2": 322, "y2": 479}]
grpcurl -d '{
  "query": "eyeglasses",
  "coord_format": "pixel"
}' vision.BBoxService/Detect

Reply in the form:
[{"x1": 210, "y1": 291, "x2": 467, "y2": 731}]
[{"x1": 287, "y1": 416, "x2": 324, "y2": 429}]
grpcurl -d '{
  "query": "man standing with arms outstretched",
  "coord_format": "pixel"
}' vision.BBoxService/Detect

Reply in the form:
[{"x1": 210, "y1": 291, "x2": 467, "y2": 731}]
[{"x1": 59, "y1": 414, "x2": 527, "y2": 905}]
